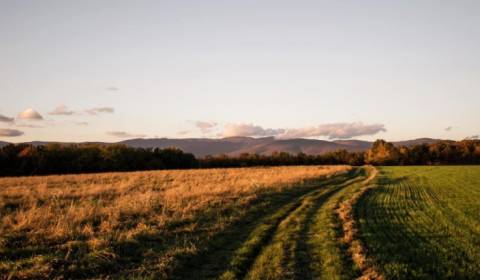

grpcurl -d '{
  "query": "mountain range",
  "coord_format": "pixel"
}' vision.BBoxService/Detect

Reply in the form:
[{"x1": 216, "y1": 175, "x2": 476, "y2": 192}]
[{"x1": 0, "y1": 137, "x2": 442, "y2": 157}]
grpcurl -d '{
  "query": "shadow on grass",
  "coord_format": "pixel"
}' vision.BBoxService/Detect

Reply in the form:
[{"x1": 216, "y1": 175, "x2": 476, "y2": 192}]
[
  {"x1": 170, "y1": 170, "x2": 359, "y2": 280},
  {"x1": 1, "y1": 170, "x2": 358, "y2": 280}
]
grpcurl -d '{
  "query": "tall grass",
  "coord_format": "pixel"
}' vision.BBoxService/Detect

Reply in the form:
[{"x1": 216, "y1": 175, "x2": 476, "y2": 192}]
[{"x1": 0, "y1": 166, "x2": 348, "y2": 279}]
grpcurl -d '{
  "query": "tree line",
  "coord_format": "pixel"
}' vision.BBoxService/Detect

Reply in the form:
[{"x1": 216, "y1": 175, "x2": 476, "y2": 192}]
[
  {"x1": 0, "y1": 139, "x2": 479, "y2": 176},
  {"x1": 0, "y1": 143, "x2": 197, "y2": 176}
]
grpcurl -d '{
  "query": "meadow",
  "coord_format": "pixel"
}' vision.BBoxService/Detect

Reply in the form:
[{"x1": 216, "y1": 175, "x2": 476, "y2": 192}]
[{"x1": 0, "y1": 166, "x2": 350, "y2": 279}]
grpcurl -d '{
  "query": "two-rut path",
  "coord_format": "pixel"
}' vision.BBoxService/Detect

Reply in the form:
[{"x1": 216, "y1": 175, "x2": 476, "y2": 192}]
[{"x1": 177, "y1": 166, "x2": 379, "y2": 280}]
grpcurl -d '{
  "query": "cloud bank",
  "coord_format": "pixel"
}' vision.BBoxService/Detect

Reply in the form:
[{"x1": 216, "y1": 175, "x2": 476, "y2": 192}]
[
  {"x1": 49, "y1": 105, "x2": 75, "y2": 116},
  {"x1": 17, "y1": 108, "x2": 43, "y2": 120},
  {"x1": 195, "y1": 121, "x2": 217, "y2": 133},
  {"x1": 221, "y1": 122, "x2": 386, "y2": 139},
  {"x1": 86, "y1": 107, "x2": 115, "y2": 115},
  {"x1": 0, "y1": 114, "x2": 14, "y2": 123},
  {"x1": 107, "y1": 131, "x2": 146, "y2": 138},
  {"x1": 0, "y1": 128, "x2": 24, "y2": 137},
  {"x1": 222, "y1": 123, "x2": 285, "y2": 137}
]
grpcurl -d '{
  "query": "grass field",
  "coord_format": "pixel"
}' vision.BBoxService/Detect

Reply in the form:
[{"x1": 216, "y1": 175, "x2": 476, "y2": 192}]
[
  {"x1": 357, "y1": 166, "x2": 480, "y2": 279},
  {"x1": 0, "y1": 166, "x2": 350, "y2": 279},
  {"x1": 1, "y1": 165, "x2": 480, "y2": 279}
]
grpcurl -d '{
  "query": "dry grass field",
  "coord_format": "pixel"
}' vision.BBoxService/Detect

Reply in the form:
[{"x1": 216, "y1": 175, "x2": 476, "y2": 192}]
[{"x1": 0, "y1": 166, "x2": 349, "y2": 279}]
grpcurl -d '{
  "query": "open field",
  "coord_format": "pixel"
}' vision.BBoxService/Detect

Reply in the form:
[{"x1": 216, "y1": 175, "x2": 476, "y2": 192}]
[
  {"x1": 1, "y1": 165, "x2": 480, "y2": 279},
  {"x1": 0, "y1": 166, "x2": 350, "y2": 279},
  {"x1": 357, "y1": 166, "x2": 480, "y2": 279}
]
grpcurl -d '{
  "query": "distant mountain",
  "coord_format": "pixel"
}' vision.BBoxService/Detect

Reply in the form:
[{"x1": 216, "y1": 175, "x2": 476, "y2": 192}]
[
  {"x1": 332, "y1": 140, "x2": 372, "y2": 151},
  {"x1": 392, "y1": 138, "x2": 443, "y2": 147},
  {"x1": 121, "y1": 137, "x2": 444, "y2": 157},
  {"x1": 120, "y1": 137, "x2": 274, "y2": 157},
  {"x1": 0, "y1": 137, "x2": 444, "y2": 157}
]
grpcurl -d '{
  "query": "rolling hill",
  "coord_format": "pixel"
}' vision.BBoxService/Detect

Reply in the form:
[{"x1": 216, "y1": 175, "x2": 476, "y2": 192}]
[
  {"x1": 0, "y1": 137, "x2": 442, "y2": 157},
  {"x1": 120, "y1": 137, "x2": 441, "y2": 157}
]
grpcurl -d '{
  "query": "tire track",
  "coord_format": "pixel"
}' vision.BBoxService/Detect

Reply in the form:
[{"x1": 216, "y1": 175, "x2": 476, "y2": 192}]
[
  {"x1": 337, "y1": 166, "x2": 383, "y2": 280},
  {"x1": 219, "y1": 170, "x2": 365, "y2": 280}
]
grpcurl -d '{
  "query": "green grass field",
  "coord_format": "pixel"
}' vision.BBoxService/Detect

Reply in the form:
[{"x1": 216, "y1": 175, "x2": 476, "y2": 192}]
[{"x1": 357, "y1": 166, "x2": 480, "y2": 279}]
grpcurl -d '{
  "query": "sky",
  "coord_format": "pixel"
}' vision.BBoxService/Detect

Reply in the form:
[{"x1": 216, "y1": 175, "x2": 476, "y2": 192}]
[{"x1": 0, "y1": 0, "x2": 479, "y2": 142}]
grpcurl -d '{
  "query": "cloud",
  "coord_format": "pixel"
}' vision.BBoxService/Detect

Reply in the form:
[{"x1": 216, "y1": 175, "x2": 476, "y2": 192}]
[
  {"x1": 195, "y1": 121, "x2": 217, "y2": 133},
  {"x1": 107, "y1": 131, "x2": 146, "y2": 138},
  {"x1": 0, "y1": 114, "x2": 14, "y2": 123},
  {"x1": 86, "y1": 107, "x2": 115, "y2": 115},
  {"x1": 445, "y1": 126, "x2": 453, "y2": 131},
  {"x1": 15, "y1": 124, "x2": 43, "y2": 128},
  {"x1": 465, "y1": 135, "x2": 479, "y2": 140},
  {"x1": 279, "y1": 123, "x2": 386, "y2": 139},
  {"x1": 106, "y1": 86, "x2": 119, "y2": 91},
  {"x1": 222, "y1": 123, "x2": 285, "y2": 137},
  {"x1": 0, "y1": 128, "x2": 24, "y2": 137},
  {"x1": 49, "y1": 105, "x2": 75, "y2": 116},
  {"x1": 177, "y1": 130, "x2": 190, "y2": 135},
  {"x1": 220, "y1": 122, "x2": 386, "y2": 139},
  {"x1": 17, "y1": 108, "x2": 43, "y2": 120}
]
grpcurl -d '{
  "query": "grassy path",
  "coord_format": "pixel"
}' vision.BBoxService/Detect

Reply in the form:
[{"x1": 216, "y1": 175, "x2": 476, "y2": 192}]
[{"x1": 177, "y1": 166, "x2": 378, "y2": 280}]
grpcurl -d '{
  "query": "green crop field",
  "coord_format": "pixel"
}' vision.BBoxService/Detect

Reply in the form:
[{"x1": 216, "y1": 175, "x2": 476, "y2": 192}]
[{"x1": 357, "y1": 166, "x2": 480, "y2": 279}]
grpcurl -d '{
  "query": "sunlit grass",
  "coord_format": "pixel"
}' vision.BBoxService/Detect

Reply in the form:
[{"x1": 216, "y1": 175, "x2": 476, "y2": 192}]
[{"x1": 0, "y1": 165, "x2": 348, "y2": 279}]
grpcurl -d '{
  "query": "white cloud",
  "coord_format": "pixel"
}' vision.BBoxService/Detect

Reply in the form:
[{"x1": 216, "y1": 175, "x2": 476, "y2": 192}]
[
  {"x1": 0, "y1": 114, "x2": 14, "y2": 123},
  {"x1": 49, "y1": 105, "x2": 75, "y2": 116},
  {"x1": 222, "y1": 123, "x2": 284, "y2": 137},
  {"x1": 195, "y1": 121, "x2": 217, "y2": 133},
  {"x1": 17, "y1": 108, "x2": 43, "y2": 120},
  {"x1": 220, "y1": 122, "x2": 386, "y2": 139},
  {"x1": 0, "y1": 128, "x2": 24, "y2": 137},
  {"x1": 86, "y1": 107, "x2": 115, "y2": 115},
  {"x1": 279, "y1": 123, "x2": 386, "y2": 139},
  {"x1": 107, "y1": 131, "x2": 146, "y2": 138}
]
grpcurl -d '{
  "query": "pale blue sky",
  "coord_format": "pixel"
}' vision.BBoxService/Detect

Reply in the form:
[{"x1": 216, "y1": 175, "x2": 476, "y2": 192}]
[{"x1": 0, "y1": 0, "x2": 479, "y2": 142}]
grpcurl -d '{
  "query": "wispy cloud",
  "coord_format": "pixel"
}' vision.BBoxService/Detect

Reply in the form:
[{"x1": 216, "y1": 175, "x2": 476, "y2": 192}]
[
  {"x1": 17, "y1": 108, "x2": 43, "y2": 120},
  {"x1": 279, "y1": 123, "x2": 386, "y2": 139},
  {"x1": 0, "y1": 114, "x2": 14, "y2": 123},
  {"x1": 49, "y1": 105, "x2": 75, "y2": 116},
  {"x1": 222, "y1": 123, "x2": 284, "y2": 137},
  {"x1": 177, "y1": 130, "x2": 190, "y2": 135},
  {"x1": 86, "y1": 107, "x2": 115, "y2": 115},
  {"x1": 106, "y1": 86, "x2": 119, "y2": 91},
  {"x1": 15, "y1": 124, "x2": 43, "y2": 128},
  {"x1": 0, "y1": 128, "x2": 24, "y2": 137},
  {"x1": 107, "y1": 131, "x2": 146, "y2": 138},
  {"x1": 195, "y1": 121, "x2": 217, "y2": 133},
  {"x1": 445, "y1": 126, "x2": 453, "y2": 131},
  {"x1": 220, "y1": 122, "x2": 386, "y2": 139}
]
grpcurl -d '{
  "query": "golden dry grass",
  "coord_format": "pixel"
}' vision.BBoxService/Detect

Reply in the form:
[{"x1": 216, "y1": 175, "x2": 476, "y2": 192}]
[{"x1": 0, "y1": 165, "x2": 348, "y2": 279}]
